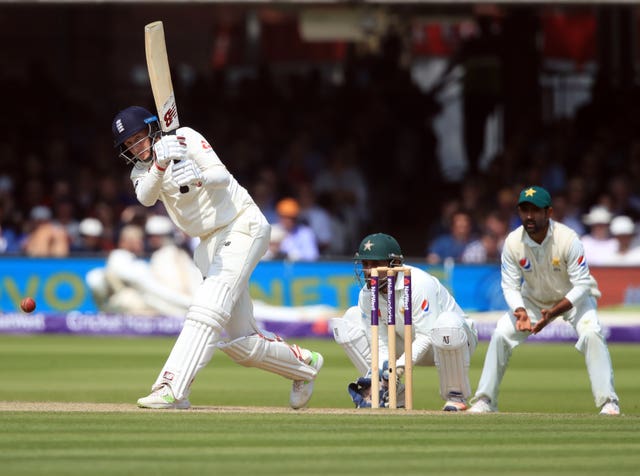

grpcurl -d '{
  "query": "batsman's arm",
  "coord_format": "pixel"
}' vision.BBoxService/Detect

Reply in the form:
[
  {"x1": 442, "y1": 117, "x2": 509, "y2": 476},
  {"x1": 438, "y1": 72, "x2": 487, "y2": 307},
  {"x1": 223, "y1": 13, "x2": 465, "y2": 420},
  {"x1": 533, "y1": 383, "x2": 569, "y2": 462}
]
[{"x1": 131, "y1": 165, "x2": 163, "y2": 207}]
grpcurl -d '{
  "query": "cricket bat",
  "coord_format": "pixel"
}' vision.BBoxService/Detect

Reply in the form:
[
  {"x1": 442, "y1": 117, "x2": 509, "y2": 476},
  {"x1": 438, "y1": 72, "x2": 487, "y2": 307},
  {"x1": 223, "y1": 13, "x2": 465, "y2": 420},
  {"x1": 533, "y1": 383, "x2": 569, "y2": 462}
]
[
  {"x1": 145, "y1": 21, "x2": 179, "y2": 132},
  {"x1": 144, "y1": 20, "x2": 188, "y2": 192}
]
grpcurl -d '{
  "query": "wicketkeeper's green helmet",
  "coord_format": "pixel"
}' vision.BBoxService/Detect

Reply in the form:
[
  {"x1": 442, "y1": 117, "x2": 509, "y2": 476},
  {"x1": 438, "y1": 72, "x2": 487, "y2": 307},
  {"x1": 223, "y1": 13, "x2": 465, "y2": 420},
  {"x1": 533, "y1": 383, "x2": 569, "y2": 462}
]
[{"x1": 354, "y1": 233, "x2": 404, "y2": 263}]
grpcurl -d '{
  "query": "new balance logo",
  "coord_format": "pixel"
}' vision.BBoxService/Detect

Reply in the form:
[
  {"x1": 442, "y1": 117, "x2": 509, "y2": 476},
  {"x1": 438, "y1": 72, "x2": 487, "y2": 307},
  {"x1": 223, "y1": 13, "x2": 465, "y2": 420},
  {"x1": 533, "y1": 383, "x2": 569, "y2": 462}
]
[
  {"x1": 443, "y1": 336, "x2": 450, "y2": 345},
  {"x1": 116, "y1": 119, "x2": 125, "y2": 133}
]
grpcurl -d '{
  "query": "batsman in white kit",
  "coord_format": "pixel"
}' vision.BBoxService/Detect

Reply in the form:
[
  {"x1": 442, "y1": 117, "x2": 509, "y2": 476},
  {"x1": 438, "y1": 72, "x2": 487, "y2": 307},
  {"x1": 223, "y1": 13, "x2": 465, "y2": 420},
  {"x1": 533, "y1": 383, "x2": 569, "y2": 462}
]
[
  {"x1": 330, "y1": 233, "x2": 478, "y2": 410},
  {"x1": 111, "y1": 106, "x2": 323, "y2": 409},
  {"x1": 468, "y1": 186, "x2": 620, "y2": 415}
]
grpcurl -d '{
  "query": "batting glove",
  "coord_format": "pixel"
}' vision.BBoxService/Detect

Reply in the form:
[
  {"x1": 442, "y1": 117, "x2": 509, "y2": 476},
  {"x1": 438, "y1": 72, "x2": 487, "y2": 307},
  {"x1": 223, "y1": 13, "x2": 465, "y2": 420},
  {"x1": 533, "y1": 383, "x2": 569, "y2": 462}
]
[
  {"x1": 153, "y1": 135, "x2": 188, "y2": 169},
  {"x1": 172, "y1": 160, "x2": 205, "y2": 188}
]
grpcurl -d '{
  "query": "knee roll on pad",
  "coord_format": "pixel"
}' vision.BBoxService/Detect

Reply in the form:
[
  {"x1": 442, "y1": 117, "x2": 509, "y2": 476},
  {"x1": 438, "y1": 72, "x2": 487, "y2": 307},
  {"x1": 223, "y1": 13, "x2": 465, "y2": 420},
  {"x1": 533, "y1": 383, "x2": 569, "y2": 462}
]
[
  {"x1": 429, "y1": 311, "x2": 472, "y2": 400},
  {"x1": 218, "y1": 333, "x2": 317, "y2": 381},
  {"x1": 330, "y1": 316, "x2": 371, "y2": 376},
  {"x1": 187, "y1": 277, "x2": 232, "y2": 329}
]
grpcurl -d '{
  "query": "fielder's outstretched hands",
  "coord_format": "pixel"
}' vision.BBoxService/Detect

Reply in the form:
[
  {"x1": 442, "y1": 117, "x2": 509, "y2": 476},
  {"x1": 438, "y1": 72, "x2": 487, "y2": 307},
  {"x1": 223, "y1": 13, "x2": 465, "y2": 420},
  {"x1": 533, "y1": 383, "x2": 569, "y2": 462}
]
[
  {"x1": 531, "y1": 309, "x2": 554, "y2": 335},
  {"x1": 173, "y1": 160, "x2": 204, "y2": 188},
  {"x1": 514, "y1": 307, "x2": 533, "y2": 332},
  {"x1": 153, "y1": 135, "x2": 188, "y2": 168}
]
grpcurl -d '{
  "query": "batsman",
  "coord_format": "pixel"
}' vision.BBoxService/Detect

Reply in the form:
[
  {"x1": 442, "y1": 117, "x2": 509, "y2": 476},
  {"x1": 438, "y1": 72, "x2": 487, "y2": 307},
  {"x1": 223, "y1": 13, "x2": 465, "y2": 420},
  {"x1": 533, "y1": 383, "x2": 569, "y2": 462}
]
[
  {"x1": 111, "y1": 106, "x2": 323, "y2": 409},
  {"x1": 330, "y1": 233, "x2": 478, "y2": 410}
]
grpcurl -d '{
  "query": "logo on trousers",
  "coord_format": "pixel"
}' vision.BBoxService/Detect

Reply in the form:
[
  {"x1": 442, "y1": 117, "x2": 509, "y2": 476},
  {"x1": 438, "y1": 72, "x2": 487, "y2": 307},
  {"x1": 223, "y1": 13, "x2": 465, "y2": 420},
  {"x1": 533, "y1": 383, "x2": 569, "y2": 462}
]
[{"x1": 162, "y1": 371, "x2": 175, "y2": 381}]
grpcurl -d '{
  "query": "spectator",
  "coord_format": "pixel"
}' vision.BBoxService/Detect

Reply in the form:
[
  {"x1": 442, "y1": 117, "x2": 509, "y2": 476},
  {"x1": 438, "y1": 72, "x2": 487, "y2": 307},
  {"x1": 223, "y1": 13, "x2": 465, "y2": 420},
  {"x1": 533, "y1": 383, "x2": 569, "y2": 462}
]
[
  {"x1": 313, "y1": 140, "x2": 369, "y2": 250},
  {"x1": 296, "y1": 182, "x2": 334, "y2": 255},
  {"x1": 551, "y1": 191, "x2": 584, "y2": 235},
  {"x1": 427, "y1": 209, "x2": 475, "y2": 264},
  {"x1": 251, "y1": 173, "x2": 279, "y2": 224},
  {"x1": 276, "y1": 198, "x2": 319, "y2": 261},
  {"x1": 461, "y1": 210, "x2": 507, "y2": 263},
  {"x1": 581, "y1": 205, "x2": 617, "y2": 266},
  {"x1": 262, "y1": 223, "x2": 287, "y2": 261},
  {"x1": 22, "y1": 205, "x2": 70, "y2": 257},
  {"x1": 605, "y1": 215, "x2": 640, "y2": 265},
  {"x1": 0, "y1": 202, "x2": 20, "y2": 254},
  {"x1": 71, "y1": 217, "x2": 107, "y2": 254}
]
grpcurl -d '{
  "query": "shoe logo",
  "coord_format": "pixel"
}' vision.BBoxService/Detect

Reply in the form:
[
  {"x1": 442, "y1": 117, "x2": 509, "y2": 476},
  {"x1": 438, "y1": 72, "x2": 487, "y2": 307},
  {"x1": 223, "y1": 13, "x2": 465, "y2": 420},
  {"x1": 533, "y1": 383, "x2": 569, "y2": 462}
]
[
  {"x1": 443, "y1": 336, "x2": 450, "y2": 345},
  {"x1": 163, "y1": 371, "x2": 175, "y2": 381},
  {"x1": 224, "y1": 241, "x2": 231, "y2": 246}
]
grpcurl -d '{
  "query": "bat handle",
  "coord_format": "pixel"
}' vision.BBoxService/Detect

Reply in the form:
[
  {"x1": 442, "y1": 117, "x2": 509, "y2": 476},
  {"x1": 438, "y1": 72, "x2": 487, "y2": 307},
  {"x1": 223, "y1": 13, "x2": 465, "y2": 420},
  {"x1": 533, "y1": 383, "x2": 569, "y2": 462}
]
[
  {"x1": 163, "y1": 130, "x2": 188, "y2": 194},
  {"x1": 171, "y1": 160, "x2": 189, "y2": 193}
]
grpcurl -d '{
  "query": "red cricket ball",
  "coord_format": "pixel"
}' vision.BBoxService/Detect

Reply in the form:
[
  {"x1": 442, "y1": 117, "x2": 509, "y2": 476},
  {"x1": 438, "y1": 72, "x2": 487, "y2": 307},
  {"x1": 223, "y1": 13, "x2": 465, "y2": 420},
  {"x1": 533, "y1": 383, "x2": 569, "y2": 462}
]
[{"x1": 20, "y1": 297, "x2": 36, "y2": 313}]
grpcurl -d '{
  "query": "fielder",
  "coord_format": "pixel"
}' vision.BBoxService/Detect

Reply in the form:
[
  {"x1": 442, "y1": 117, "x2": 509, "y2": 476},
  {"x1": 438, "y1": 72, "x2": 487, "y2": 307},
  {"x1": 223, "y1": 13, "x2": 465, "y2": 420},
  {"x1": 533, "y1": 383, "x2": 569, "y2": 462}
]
[
  {"x1": 111, "y1": 106, "x2": 323, "y2": 409},
  {"x1": 468, "y1": 186, "x2": 620, "y2": 415},
  {"x1": 330, "y1": 233, "x2": 478, "y2": 410}
]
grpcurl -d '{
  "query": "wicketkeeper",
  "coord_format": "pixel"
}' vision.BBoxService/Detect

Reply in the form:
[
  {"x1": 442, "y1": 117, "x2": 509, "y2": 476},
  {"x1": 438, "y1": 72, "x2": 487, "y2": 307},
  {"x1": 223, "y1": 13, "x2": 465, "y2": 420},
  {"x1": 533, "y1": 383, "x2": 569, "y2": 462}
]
[{"x1": 330, "y1": 233, "x2": 478, "y2": 410}]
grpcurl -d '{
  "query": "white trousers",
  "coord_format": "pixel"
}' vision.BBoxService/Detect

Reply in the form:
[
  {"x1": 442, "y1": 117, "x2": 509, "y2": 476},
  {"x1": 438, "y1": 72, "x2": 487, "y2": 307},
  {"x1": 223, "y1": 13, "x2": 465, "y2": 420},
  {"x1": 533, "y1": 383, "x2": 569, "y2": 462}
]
[
  {"x1": 193, "y1": 205, "x2": 270, "y2": 338},
  {"x1": 474, "y1": 296, "x2": 619, "y2": 408}
]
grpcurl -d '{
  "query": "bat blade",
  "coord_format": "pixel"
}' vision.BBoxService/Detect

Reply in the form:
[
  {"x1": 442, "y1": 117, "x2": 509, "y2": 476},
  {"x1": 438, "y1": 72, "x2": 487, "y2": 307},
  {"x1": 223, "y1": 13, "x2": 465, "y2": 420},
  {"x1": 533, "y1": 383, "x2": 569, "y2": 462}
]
[{"x1": 144, "y1": 21, "x2": 180, "y2": 133}]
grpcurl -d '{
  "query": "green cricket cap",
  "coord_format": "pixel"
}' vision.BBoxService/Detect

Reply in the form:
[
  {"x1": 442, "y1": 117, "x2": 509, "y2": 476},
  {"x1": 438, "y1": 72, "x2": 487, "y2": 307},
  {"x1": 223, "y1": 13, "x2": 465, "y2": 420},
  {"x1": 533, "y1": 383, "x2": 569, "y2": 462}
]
[{"x1": 518, "y1": 186, "x2": 551, "y2": 208}]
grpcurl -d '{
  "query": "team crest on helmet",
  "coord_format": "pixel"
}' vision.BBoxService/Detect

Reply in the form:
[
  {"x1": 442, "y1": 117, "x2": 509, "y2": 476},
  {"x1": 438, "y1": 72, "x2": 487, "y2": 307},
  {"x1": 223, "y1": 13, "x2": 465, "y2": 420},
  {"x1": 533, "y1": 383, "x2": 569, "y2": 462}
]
[{"x1": 519, "y1": 257, "x2": 532, "y2": 271}]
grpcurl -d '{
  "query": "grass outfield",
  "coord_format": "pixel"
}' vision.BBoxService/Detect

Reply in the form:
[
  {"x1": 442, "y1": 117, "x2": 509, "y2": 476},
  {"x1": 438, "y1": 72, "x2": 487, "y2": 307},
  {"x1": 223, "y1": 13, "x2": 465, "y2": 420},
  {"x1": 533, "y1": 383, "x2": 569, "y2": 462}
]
[{"x1": 0, "y1": 334, "x2": 639, "y2": 475}]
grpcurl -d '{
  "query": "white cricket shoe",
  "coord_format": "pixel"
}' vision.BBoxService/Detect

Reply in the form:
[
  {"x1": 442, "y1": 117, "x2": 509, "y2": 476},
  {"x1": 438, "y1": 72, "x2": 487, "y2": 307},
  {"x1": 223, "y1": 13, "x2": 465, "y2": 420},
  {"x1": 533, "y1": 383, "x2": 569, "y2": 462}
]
[
  {"x1": 137, "y1": 385, "x2": 191, "y2": 409},
  {"x1": 468, "y1": 397, "x2": 496, "y2": 413},
  {"x1": 599, "y1": 400, "x2": 620, "y2": 416},
  {"x1": 443, "y1": 392, "x2": 469, "y2": 412},
  {"x1": 290, "y1": 351, "x2": 324, "y2": 409}
]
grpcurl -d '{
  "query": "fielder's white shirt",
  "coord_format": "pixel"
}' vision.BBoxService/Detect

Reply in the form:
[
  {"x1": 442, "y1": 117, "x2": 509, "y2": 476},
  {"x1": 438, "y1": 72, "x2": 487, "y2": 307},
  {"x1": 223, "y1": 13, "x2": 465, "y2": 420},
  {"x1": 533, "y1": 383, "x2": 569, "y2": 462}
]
[
  {"x1": 131, "y1": 127, "x2": 255, "y2": 238},
  {"x1": 501, "y1": 219, "x2": 600, "y2": 311}
]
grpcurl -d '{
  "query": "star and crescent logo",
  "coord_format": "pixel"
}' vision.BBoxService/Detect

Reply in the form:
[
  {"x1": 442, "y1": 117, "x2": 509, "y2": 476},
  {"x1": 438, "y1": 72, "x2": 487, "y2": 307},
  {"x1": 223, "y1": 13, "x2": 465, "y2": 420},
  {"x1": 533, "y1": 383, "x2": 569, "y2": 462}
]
[
  {"x1": 524, "y1": 187, "x2": 537, "y2": 197},
  {"x1": 363, "y1": 240, "x2": 373, "y2": 251}
]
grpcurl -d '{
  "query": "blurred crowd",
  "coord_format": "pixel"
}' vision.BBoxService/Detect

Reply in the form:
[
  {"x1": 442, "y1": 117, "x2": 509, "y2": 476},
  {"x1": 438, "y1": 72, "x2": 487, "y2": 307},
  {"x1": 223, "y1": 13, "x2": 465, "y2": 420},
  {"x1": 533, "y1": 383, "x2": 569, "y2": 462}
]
[{"x1": 3, "y1": 25, "x2": 640, "y2": 265}]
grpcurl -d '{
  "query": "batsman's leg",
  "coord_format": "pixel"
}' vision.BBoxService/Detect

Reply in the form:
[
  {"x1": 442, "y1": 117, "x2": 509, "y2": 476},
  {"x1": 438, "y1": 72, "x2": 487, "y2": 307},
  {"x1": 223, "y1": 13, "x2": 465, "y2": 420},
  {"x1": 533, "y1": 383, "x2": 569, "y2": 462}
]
[
  {"x1": 137, "y1": 277, "x2": 230, "y2": 409},
  {"x1": 219, "y1": 290, "x2": 323, "y2": 409}
]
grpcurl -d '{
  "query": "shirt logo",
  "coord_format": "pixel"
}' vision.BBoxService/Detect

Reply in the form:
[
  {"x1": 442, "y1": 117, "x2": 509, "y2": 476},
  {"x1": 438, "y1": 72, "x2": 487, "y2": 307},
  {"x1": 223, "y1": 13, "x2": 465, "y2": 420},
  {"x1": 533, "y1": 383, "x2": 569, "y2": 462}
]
[
  {"x1": 421, "y1": 299, "x2": 429, "y2": 312},
  {"x1": 577, "y1": 255, "x2": 587, "y2": 267},
  {"x1": 519, "y1": 257, "x2": 531, "y2": 271}
]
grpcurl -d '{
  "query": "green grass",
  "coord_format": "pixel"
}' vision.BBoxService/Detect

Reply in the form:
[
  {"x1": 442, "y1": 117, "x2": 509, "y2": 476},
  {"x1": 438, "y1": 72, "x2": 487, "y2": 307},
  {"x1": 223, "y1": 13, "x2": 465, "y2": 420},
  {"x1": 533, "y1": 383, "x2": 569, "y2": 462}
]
[{"x1": 1, "y1": 335, "x2": 639, "y2": 475}]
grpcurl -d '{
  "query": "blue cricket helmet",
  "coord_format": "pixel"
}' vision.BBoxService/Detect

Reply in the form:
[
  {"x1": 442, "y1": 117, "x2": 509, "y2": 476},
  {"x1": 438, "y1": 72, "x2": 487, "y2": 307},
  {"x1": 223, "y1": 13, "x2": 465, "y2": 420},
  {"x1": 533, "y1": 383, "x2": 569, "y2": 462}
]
[{"x1": 111, "y1": 106, "x2": 159, "y2": 147}]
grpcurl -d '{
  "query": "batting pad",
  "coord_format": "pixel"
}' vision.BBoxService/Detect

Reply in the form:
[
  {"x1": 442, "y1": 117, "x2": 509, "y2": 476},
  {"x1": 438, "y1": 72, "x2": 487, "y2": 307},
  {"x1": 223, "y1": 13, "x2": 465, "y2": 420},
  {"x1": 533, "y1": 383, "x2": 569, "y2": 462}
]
[
  {"x1": 218, "y1": 333, "x2": 317, "y2": 381},
  {"x1": 152, "y1": 318, "x2": 218, "y2": 400},
  {"x1": 330, "y1": 316, "x2": 371, "y2": 376},
  {"x1": 430, "y1": 312, "x2": 472, "y2": 400}
]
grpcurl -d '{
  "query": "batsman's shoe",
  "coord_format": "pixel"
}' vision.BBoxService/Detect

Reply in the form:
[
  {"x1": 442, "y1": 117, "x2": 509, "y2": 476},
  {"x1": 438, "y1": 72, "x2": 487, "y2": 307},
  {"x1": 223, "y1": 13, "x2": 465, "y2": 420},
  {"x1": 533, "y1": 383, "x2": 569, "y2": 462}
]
[
  {"x1": 443, "y1": 392, "x2": 469, "y2": 412},
  {"x1": 137, "y1": 385, "x2": 191, "y2": 410},
  {"x1": 468, "y1": 397, "x2": 496, "y2": 413},
  {"x1": 290, "y1": 351, "x2": 324, "y2": 409},
  {"x1": 599, "y1": 400, "x2": 620, "y2": 416}
]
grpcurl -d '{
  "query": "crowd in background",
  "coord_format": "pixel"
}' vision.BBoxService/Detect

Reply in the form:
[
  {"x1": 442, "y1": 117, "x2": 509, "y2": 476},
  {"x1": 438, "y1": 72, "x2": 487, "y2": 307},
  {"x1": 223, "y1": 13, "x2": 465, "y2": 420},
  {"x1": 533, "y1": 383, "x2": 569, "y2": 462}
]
[{"x1": 2, "y1": 24, "x2": 640, "y2": 265}]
